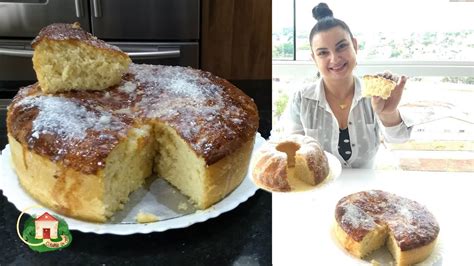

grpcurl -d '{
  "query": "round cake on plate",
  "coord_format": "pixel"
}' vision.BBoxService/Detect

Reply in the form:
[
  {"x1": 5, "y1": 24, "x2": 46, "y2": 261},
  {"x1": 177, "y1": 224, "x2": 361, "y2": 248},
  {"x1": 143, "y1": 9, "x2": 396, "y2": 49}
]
[
  {"x1": 7, "y1": 23, "x2": 259, "y2": 222},
  {"x1": 251, "y1": 134, "x2": 329, "y2": 192},
  {"x1": 7, "y1": 64, "x2": 259, "y2": 223},
  {"x1": 7, "y1": 24, "x2": 259, "y2": 223},
  {"x1": 334, "y1": 190, "x2": 440, "y2": 266}
]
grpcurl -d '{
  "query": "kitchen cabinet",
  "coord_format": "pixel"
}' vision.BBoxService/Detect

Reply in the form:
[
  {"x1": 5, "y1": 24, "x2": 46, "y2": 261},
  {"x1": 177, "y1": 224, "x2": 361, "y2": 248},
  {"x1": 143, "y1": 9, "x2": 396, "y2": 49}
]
[{"x1": 201, "y1": 0, "x2": 271, "y2": 80}]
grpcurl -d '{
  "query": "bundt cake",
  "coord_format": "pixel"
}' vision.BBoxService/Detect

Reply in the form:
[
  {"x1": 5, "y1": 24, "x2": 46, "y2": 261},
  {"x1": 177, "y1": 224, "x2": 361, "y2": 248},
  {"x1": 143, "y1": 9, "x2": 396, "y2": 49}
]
[
  {"x1": 32, "y1": 22, "x2": 131, "y2": 93},
  {"x1": 7, "y1": 63, "x2": 259, "y2": 222},
  {"x1": 334, "y1": 190, "x2": 440, "y2": 266},
  {"x1": 362, "y1": 72, "x2": 398, "y2": 100},
  {"x1": 251, "y1": 134, "x2": 329, "y2": 192}
]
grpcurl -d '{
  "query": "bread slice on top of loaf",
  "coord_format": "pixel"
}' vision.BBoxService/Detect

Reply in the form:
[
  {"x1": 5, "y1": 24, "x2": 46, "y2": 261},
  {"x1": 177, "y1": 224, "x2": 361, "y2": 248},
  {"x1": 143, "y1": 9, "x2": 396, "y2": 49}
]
[{"x1": 32, "y1": 22, "x2": 131, "y2": 93}]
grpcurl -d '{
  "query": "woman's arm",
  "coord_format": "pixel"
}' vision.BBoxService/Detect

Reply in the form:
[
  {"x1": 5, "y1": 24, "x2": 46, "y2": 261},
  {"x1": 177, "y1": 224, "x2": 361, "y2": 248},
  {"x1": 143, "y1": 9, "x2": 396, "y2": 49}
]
[
  {"x1": 371, "y1": 75, "x2": 407, "y2": 127},
  {"x1": 372, "y1": 75, "x2": 413, "y2": 143},
  {"x1": 377, "y1": 110, "x2": 402, "y2": 127}
]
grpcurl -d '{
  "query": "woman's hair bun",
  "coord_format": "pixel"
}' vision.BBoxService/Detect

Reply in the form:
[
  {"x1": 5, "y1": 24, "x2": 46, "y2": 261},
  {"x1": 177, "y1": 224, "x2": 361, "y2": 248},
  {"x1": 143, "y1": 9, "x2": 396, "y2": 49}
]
[{"x1": 312, "y1": 3, "x2": 333, "y2": 21}]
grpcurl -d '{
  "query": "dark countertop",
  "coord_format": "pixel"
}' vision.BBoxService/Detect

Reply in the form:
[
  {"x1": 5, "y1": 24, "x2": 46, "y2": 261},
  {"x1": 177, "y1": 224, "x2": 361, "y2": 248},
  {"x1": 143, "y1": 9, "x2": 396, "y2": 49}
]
[
  {"x1": 0, "y1": 190, "x2": 271, "y2": 265},
  {"x1": 0, "y1": 80, "x2": 272, "y2": 265}
]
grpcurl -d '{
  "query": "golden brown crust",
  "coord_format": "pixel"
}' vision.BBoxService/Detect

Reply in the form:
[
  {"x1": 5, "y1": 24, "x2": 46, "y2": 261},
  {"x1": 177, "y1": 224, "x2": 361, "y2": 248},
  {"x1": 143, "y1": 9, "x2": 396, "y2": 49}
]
[
  {"x1": 295, "y1": 137, "x2": 329, "y2": 185},
  {"x1": 7, "y1": 64, "x2": 259, "y2": 175},
  {"x1": 7, "y1": 83, "x2": 135, "y2": 175},
  {"x1": 8, "y1": 134, "x2": 107, "y2": 222},
  {"x1": 335, "y1": 190, "x2": 439, "y2": 251},
  {"x1": 252, "y1": 152, "x2": 291, "y2": 192},
  {"x1": 363, "y1": 73, "x2": 399, "y2": 83},
  {"x1": 31, "y1": 22, "x2": 126, "y2": 57}
]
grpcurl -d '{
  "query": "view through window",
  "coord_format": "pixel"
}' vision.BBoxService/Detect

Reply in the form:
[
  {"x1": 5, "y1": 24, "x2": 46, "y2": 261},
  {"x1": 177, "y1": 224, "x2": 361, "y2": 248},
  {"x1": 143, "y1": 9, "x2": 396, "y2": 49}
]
[{"x1": 273, "y1": 0, "x2": 474, "y2": 171}]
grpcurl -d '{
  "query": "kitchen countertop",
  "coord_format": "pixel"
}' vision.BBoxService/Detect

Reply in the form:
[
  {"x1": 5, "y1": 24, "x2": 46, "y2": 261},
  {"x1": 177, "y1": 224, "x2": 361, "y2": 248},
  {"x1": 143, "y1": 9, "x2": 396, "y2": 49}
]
[
  {"x1": 1, "y1": 188, "x2": 270, "y2": 265},
  {"x1": 273, "y1": 169, "x2": 473, "y2": 265}
]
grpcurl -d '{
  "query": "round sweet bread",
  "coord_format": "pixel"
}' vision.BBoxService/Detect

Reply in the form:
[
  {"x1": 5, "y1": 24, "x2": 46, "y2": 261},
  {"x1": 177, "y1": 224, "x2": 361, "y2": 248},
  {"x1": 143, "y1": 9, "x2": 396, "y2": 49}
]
[
  {"x1": 334, "y1": 190, "x2": 440, "y2": 265},
  {"x1": 7, "y1": 63, "x2": 259, "y2": 222},
  {"x1": 251, "y1": 134, "x2": 329, "y2": 192}
]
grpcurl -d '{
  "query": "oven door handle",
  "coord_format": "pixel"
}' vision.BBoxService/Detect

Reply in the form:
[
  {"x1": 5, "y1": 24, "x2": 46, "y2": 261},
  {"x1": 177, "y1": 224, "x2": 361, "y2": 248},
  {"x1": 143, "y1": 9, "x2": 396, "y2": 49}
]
[
  {"x1": 0, "y1": 48, "x2": 180, "y2": 59},
  {"x1": 127, "y1": 50, "x2": 180, "y2": 60},
  {"x1": 0, "y1": 48, "x2": 33, "y2": 57}
]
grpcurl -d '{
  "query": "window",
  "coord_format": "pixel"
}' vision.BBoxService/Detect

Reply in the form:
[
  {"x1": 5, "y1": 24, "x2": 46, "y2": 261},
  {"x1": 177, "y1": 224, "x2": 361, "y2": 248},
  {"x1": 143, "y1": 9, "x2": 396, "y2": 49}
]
[
  {"x1": 274, "y1": 0, "x2": 474, "y2": 62},
  {"x1": 272, "y1": 0, "x2": 295, "y2": 60},
  {"x1": 273, "y1": 0, "x2": 474, "y2": 171}
]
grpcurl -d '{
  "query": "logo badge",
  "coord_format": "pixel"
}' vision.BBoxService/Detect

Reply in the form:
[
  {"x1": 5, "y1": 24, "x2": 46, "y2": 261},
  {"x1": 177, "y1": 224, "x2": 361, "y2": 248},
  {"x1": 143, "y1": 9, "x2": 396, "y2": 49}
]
[{"x1": 17, "y1": 205, "x2": 72, "y2": 252}]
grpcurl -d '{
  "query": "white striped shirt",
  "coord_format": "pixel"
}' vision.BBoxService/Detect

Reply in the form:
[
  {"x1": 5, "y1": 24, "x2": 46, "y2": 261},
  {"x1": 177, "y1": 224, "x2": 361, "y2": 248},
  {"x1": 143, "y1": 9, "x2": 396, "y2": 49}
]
[{"x1": 280, "y1": 76, "x2": 413, "y2": 168}]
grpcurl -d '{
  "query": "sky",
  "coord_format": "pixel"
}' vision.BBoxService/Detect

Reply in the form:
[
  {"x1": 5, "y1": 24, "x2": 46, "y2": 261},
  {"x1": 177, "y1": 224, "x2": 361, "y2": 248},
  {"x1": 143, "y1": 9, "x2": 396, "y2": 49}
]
[{"x1": 273, "y1": 0, "x2": 474, "y2": 34}]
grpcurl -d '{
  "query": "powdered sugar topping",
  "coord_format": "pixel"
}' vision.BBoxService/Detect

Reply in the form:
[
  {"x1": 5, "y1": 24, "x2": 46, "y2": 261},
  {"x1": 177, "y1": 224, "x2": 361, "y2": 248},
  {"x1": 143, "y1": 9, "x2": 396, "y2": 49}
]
[
  {"x1": 118, "y1": 81, "x2": 136, "y2": 94},
  {"x1": 341, "y1": 203, "x2": 376, "y2": 230},
  {"x1": 9, "y1": 63, "x2": 257, "y2": 170},
  {"x1": 33, "y1": 23, "x2": 123, "y2": 52},
  {"x1": 129, "y1": 64, "x2": 247, "y2": 153},
  {"x1": 131, "y1": 64, "x2": 221, "y2": 101},
  {"x1": 337, "y1": 190, "x2": 440, "y2": 249},
  {"x1": 18, "y1": 95, "x2": 126, "y2": 141}
]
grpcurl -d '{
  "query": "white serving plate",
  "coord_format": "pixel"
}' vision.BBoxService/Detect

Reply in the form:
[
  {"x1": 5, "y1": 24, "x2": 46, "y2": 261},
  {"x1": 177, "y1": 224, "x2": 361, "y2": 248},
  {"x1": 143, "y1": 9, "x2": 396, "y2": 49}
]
[{"x1": 0, "y1": 133, "x2": 266, "y2": 235}]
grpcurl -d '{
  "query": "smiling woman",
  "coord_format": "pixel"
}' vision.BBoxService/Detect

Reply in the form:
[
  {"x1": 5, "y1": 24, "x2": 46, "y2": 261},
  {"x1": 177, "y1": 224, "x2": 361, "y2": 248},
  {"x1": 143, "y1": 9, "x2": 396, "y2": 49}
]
[
  {"x1": 273, "y1": 0, "x2": 474, "y2": 171},
  {"x1": 275, "y1": 3, "x2": 411, "y2": 169}
]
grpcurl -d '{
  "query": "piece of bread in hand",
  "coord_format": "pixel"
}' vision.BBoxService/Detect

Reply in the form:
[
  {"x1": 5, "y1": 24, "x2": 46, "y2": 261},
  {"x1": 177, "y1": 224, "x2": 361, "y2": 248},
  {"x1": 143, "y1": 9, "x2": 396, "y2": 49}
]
[
  {"x1": 32, "y1": 22, "x2": 131, "y2": 93},
  {"x1": 362, "y1": 72, "x2": 399, "y2": 100}
]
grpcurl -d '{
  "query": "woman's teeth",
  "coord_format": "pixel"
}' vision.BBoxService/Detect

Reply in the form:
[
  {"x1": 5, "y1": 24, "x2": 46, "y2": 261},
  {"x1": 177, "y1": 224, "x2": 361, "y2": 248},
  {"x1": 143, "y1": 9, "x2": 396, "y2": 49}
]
[{"x1": 330, "y1": 63, "x2": 346, "y2": 71}]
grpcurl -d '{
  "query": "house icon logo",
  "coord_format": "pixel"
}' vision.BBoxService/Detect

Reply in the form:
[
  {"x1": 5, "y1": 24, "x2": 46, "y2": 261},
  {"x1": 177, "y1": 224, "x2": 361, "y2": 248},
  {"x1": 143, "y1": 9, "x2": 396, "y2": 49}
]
[
  {"x1": 35, "y1": 212, "x2": 59, "y2": 240},
  {"x1": 17, "y1": 206, "x2": 72, "y2": 252}
]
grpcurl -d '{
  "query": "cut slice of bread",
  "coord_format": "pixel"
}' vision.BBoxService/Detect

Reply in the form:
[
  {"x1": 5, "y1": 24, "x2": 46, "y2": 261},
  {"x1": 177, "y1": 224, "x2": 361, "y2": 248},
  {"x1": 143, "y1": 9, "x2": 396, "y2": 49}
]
[
  {"x1": 362, "y1": 74, "x2": 397, "y2": 100},
  {"x1": 32, "y1": 22, "x2": 131, "y2": 93}
]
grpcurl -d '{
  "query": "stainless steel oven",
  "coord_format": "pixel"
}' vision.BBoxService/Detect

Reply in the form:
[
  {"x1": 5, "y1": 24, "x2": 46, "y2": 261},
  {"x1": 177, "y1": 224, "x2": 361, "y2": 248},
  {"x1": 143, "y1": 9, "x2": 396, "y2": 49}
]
[{"x1": 0, "y1": 0, "x2": 200, "y2": 147}]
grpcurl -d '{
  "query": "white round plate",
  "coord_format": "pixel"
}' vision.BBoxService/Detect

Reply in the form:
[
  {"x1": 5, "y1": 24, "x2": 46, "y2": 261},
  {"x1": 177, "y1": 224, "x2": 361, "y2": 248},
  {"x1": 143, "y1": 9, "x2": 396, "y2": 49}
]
[
  {"x1": 0, "y1": 133, "x2": 266, "y2": 235},
  {"x1": 250, "y1": 148, "x2": 342, "y2": 193}
]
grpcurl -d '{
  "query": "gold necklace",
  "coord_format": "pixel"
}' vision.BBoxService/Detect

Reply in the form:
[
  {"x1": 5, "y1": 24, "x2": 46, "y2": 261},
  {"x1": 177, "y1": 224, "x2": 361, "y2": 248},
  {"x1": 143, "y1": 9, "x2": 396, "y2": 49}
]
[
  {"x1": 325, "y1": 86, "x2": 353, "y2": 110},
  {"x1": 329, "y1": 94, "x2": 350, "y2": 110},
  {"x1": 339, "y1": 103, "x2": 349, "y2": 110}
]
